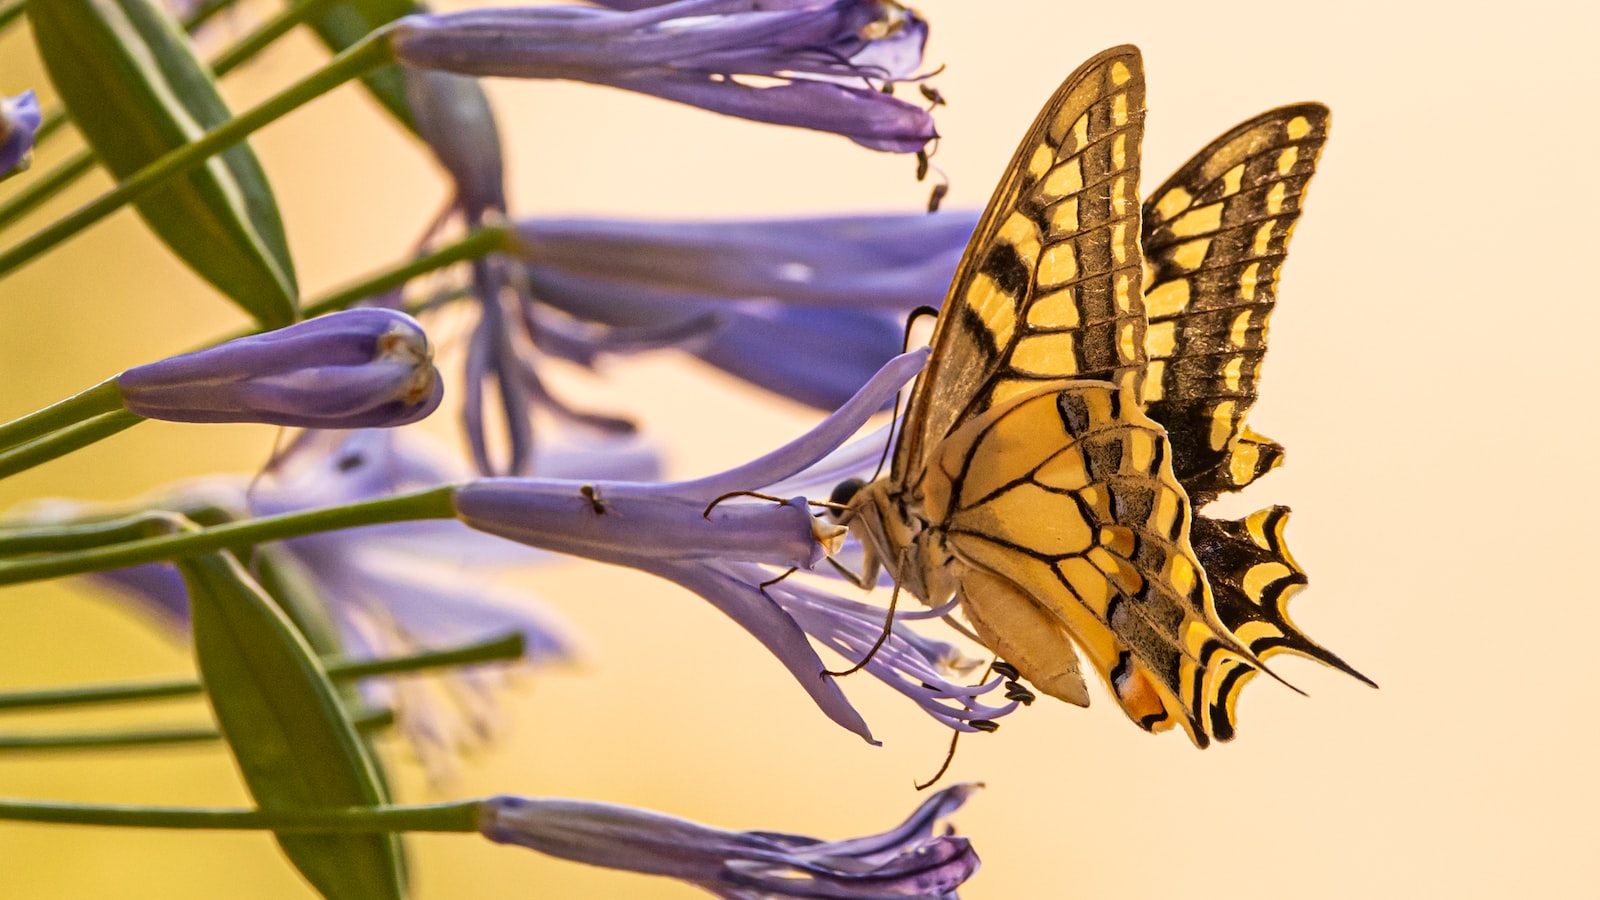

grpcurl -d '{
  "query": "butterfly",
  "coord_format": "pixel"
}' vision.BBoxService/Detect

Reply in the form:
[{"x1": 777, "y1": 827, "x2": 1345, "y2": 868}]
[{"x1": 833, "y1": 45, "x2": 1371, "y2": 747}]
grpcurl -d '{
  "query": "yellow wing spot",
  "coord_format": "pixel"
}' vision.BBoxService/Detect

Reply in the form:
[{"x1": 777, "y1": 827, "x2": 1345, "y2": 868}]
[
  {"x1": 1099, "y1": 525, "x2": 1137, "y2": 557},
  {"x1": 1048, "y1": 196, "x2": 1079, "y2": 235},
  {"x1": 1037, "y1": 446, "x2": 1091, "y2": 491},
  {"x1": 1026, "y1": 288, "x2": 1080, "y2": 329},
  {"x1": 998, "y1": 211, "x2": 1042, "y2": 267},
  {"x1": 1286, "y1": 115, "x2": 1312, "y2": 140},
  {"x1": 1110, "y1": 60, "x2": 1132, "y2": 84},
  {"x1": 1071, "y1": 114, "x2": 1090, "y2": 153},
  {"x1": 1239, "y1": 262, "x2": 1260, "y2": 301},
  {"x1": 1089, "y1": 547, "x2": 1142, "y2": 595},
  {"x1": 1221, "y1": 163, "x2": 1245, "y2": 197},
  {"x1": 1118, "y1": 321, "x2": 1139, "y2": 363},
  {"x1": 1244, "y1": 508, "x2": 1275, "y2": 548},
  {"x1": 1038, "y1": 241, "x2": 1079, "y2": 288},
  {"x1": 1057, "y1": 556, "x2": 1112, "y2": 617},
  {"x1": 1229, "y1": 309, "x2": 1253, "y2": 347},
  {"x1": 1114, "y1": 272, "x2": 1133, "y2": 312},
  {"x1": 1171, "y1": 239, "x2": 1210, "y2": 271},
  {"x1": 1170, "y1": 202, "x2": 1223, "y2": 238},
  {"x1": 1113, "y1": 131, "x2": 1127, "y2": 169},
  {"x1": 1027, "y1": 142, "x2": 1054, "y2": 180},
  {"x1": 1112, "y1": 93, "x2": 1129, "y2": 127},
  {"x1": 1265, "y1": 181, "x2": 1287, "y2": 216},
  {"x1": 1111, "y1": 174, "x2": 1130, "y2": 216},
  {"x1": 1010, "y1": 332, "x2": 1078, "y2": 376},
  {"x1": 965, "y1": 272, "x2": 1018, "y2": 348},
  {"x1": 1222, "y1": 355, "x2": 1244, "y2": 391},
  {"x1": 1112, "y1": 222, "x2": 1128, "y2": 264},
  {"x1": 1153, "y1": 487, "x2": 1181, "y2": 536},
  {"x1": 1126, "y1": 429, "x2": 1155, "y2": 472},
  {"x1": 1077, "y1": 484, "x2": 1111, "y2": 519},
  {"x1": 1040, "y1": 159, "x2": 1084, "y2": 200},
  {"x1": 1142, "y1": 361, "x2": 1166, "y2": 403},
  {"x1": 1252, "y1": 220, "x2": 1276, "y2": 256},
  {"x1": 1154, "y1": 187, "x2": 1192, "y2": 222},
  {"x1": 1229, "y1": 440, "x2": 1262, "y2": 486},
  {"x1": 1277, "y1": 146, "x2": 1299, "y2": 175},
  {"x1": 1166, "y1": 553, "x2": 1197, "y2": 598},
  {"x1": 1234, "y1": 620, "x2": 1282, "y2": 646},
  {"x1": 1144, "y1": 278, "x2": 1191, "y2": 318},
  {"x1": 1243, "y1": 562, "x2": 1293, "y2": 599},
  {"x1": 1146, "y1": 320, "x2": 1177, "y2": 356},
  {"x1": 1209, "y1": 400, "x2": 1237, "y2": 451}
]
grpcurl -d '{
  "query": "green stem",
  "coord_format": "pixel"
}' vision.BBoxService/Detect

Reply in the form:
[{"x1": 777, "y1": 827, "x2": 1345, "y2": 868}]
[
  {"x1": 0, "y1": 410, "x2": 143, "y2": 481},
  {"x1": 0, "y1": 0, "x2": 21, "y2": 31},
  {"x1": 0, "y1": 798, "x2": 484, "y2": 833},
  {"x1": 0, "y1": 708, "x2": 392, "y2": 752},
  {"x1": 31, "y1": 109, "x2": 68, "y2": 147},
  {"x1": 301, "y1": 225, "x2": 512, "y2": 319},
  {"x1": 0, "y1": 486, "x2": 457, "y2": 585},
  {"x1": 0, "y1": 32, "x2": 393, "y2": 281},
  {"x1": 0, "y1": 379, "x2": 122, "y2": 451},
  {"x1": 0, "y1": 633, "x2": 526, "y2": 712},
  {"x1": 0, "y1": 149, "x2": 95, "y2": 232}
]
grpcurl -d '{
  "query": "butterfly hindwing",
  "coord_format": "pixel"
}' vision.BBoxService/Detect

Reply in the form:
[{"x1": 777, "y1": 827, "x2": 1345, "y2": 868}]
[
  {"x1": 1190, "y1": 506, "x2": 1376, "y2": 738},
  {"x1": 1140, "y1": 104, "x2": 1329, "y2": 502},
  {"x1": 898, "y1": 45, "x2": 1149, "y2": 479},
  {"x1": 933, "y1": 382, "x2": 1256, "y2": 746}
]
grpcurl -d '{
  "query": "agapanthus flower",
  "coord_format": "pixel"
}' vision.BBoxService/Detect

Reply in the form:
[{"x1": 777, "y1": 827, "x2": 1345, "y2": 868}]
[
  {"x1": 512, "y1": 211, "x2": 979, "y2": 409},
  {"x1": 479, "y1": 782, "x2": 981, "y2": 899},
  {"x1": 453, "y1": 350, "x2": 1016, "y2": 741},
  {"x1": 0, "y1": 89, "x2": 41, "y2": 180},
  {"x1": 117, "y1": 309, "x2": 443, "y2": 428},
  {"x1": 32, "y1": 427, "x2": 657, "y2": 776},
  {"x1": 388, "y1": 0, "x2": 938, "y2": 152}
]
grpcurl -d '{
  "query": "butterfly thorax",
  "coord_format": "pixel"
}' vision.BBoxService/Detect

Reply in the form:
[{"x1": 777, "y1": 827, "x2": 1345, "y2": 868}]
[{"x1": 839, "y1": 475, "x2": 961, "y2": 607}]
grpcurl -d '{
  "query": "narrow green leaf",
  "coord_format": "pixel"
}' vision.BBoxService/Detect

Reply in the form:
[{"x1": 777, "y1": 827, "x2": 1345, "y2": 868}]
[
  {"x1": 180, "y1": 551, "x2": 402, "y2": 900},
  {"x1": 309, "y1": 0, "x2": 423, "y2": 134},
  {"x1": 27, "y1": 0, "x2": 298, "y2": 327}
]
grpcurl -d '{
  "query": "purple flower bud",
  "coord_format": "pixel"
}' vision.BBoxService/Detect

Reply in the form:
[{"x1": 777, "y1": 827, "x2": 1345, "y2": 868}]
[
  {"x1": 388, "y1": 0, "x2": 938, "y2": 152},
  {"x1": 478, "y1": 783, "x2": 982, "y2": 898},
  {"x1": 403, "y1": 69, "x2": 506, "y2": 219},
  {"x1": 117, "y1": 309, "x2": 443, "y2": 428},
  {"x1": 0, "y1": 90, "x2": 42, "y2": 179}
]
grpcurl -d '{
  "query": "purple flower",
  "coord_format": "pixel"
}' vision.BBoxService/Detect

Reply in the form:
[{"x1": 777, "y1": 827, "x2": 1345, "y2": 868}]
[
  {"x1": 453, "y1": 350, "x2": 1016, "y2": 740},
  {"x1": 388, "y1": 0, "x2": 938, "y2": 152},
  {"x1": 0, "y1": 90, "x2": 41, "y2": 180},
  {"x1": 32, "y1": 428, "x2": 657, "y2": 777},
  {"x1": 512, "y1": 212, "x2": 978, "y2": 409},
  {"x1": 479, "y1": 783, "x2": 981, "y2": 898},
  {"x1": 117, "y1": 309, "x2": 443, "y2": 428}
]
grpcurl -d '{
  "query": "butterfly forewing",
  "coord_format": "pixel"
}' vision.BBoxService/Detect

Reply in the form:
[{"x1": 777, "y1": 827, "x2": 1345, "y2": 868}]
[
  {"x1": 1140, "y1": 104, "x2": 1330, "y2": 501},
  {"x1": 897, "y1": 45, "x2": 1149, "y2": 481}
]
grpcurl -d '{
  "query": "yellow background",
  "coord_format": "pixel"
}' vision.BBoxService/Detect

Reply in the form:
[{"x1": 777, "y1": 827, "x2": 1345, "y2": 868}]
[{"x1": 1, "y1": 1, "x2": 1596, "y2": 896}]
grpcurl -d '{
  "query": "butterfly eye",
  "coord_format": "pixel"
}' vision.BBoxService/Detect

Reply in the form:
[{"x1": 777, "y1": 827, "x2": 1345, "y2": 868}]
[{"x1": 826, "y1": 478, "x2": 866, "y2": 521}]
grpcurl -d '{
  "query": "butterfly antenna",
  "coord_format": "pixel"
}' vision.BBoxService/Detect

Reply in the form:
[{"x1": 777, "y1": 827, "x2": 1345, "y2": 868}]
[{"x1": 871, "y1": 305, "x2": 941, "y2": 483}]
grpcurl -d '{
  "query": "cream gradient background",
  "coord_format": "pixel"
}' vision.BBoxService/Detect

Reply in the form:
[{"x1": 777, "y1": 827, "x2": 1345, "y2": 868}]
[{"x1": 0, "y1": 1, "x2": 1595, "y2": 897}]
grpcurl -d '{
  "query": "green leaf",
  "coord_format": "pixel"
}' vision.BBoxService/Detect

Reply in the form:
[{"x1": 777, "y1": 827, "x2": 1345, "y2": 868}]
[
  {"x1": 180, "y1": 551, "x2": 403, "y2": 900},
  {"x1": 308, "y1": 0, "x2": 423, "y2": 134},
  {"x1": 27, "y1": 0, "x2": 298, "y2": 328}
]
